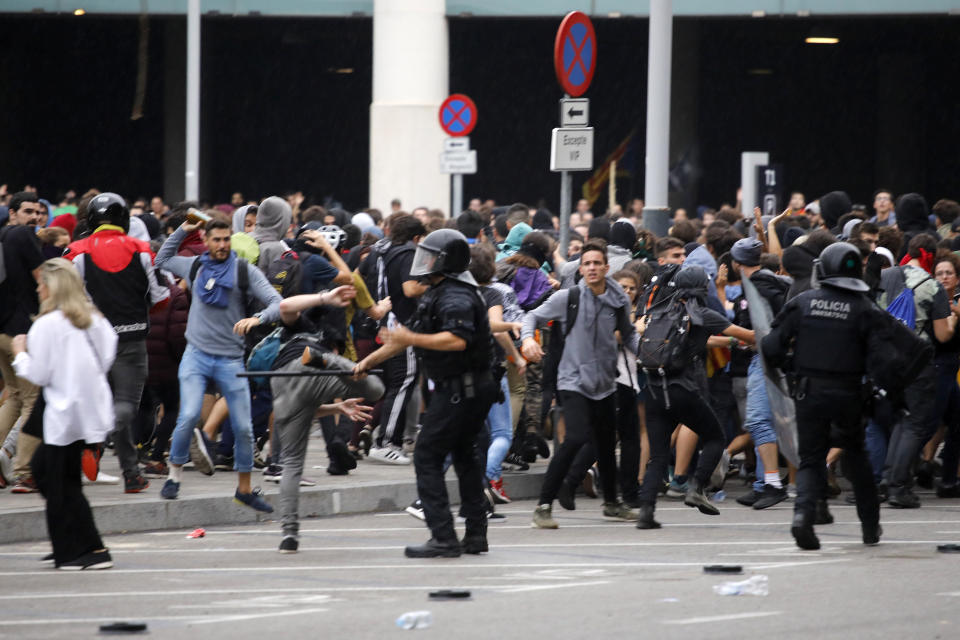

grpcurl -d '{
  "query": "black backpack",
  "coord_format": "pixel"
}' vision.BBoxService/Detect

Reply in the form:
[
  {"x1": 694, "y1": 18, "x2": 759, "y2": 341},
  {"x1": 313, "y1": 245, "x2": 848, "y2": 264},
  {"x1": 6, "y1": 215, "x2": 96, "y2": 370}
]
[
  {"x1": 865, "y1": 302, "x2": 934, "y2": 408},
  {"x1": 637, "y1": 297, "x2": 692, "y2": 377},
  {"x1": 264, "y1": 250, "x2": 304, "y2": 299}
]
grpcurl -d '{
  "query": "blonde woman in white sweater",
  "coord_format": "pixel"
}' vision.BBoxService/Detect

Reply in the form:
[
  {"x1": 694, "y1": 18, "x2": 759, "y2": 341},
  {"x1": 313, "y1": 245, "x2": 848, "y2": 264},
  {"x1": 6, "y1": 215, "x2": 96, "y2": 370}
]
[{"x1": 12, "y1": 258, "x2": 117, "y2": 570}]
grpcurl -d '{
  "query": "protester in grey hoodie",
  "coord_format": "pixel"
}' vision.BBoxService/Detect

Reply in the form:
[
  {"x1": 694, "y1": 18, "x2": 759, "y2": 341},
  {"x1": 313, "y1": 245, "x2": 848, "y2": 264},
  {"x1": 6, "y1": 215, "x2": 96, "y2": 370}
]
[
  {"x1": 521, "y1": 239, "x2": 639, "y2": 528},
  {"x1": 252, "y1": 196, "x2": 292, "y2": 272}
]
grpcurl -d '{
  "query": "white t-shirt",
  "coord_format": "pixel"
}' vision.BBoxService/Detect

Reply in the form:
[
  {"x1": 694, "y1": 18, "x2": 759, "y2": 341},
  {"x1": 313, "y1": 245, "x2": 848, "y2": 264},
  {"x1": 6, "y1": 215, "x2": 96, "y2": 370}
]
[{"x1": 13, "y1": 310, "x2": 117, "y2": 446}]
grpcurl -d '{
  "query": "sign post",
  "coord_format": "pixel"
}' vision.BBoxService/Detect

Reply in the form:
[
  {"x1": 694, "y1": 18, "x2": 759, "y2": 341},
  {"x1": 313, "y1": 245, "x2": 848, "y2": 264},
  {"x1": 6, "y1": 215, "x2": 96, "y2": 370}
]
[
  {"x1": 438, "y1": 94, "x2": 477, "y2": 218},
  {"x1": 552, "y1": 11, "x2": 596, "y2": 256}
]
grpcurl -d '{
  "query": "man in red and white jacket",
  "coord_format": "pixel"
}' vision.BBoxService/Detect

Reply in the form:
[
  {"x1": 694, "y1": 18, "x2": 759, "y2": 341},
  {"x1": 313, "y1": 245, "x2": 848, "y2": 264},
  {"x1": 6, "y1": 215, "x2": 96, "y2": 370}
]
[{"x1": 64, "y1": 193, "x2": 169, "y2": 493}]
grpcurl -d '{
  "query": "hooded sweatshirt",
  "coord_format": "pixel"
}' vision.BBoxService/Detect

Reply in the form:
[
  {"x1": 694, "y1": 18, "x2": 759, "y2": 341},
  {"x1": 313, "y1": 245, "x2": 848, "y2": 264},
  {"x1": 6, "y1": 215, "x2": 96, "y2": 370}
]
[
  {"x1": 521, "y1": 276, "x2": 638, "y2": 400},
  {"x1": 253, "y1": 196, "x2": 292, "y2": 271},
  {"x1": 496, "y1": 222, "x2": 532, "y2": 261},
  {"x1": 232, "y1": 204, "x2": 255, "y2": 234}
]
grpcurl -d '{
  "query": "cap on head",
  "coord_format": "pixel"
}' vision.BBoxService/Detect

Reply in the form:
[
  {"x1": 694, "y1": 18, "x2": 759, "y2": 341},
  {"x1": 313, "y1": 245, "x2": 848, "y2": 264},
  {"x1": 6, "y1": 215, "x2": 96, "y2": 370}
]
[{"x1": 730, "y1": 237, "x2": 763, "y2": 267}]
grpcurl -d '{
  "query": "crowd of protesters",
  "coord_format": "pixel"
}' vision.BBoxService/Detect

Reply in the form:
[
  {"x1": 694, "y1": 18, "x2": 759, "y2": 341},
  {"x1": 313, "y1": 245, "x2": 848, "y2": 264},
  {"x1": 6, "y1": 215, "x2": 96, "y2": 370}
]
[{"x1": 2, "y1": 181, "x2": 959, "y2": 567}]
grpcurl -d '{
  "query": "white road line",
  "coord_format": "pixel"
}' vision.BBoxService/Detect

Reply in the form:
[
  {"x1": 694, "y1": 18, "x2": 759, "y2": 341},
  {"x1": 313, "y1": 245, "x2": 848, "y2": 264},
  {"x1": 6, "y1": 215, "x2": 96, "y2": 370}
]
[
  {"x1": 0, "y1": 558, "x2": 852, "y2": 578},
  {"x1": 192, "y1": 607, "x2": 330, "y2": 624},
  {"x1": 497, "y1": 580, "x2": 609, "y2": 593},
  {"x1": 0, "y1": 615, "x2": 212, "y2": 627},
  {"x1": 662, "y1": 611, "x2": 783, "y2": 625}
]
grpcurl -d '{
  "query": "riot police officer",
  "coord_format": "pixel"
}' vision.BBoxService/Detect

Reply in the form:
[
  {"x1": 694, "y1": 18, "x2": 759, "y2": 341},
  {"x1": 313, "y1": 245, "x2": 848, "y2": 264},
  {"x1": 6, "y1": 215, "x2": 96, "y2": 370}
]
[
  {"x1": 762, "y1": 242, "x2": 883, "y2": 550},
  {"x1": 355, "y1": 229, "x2": 497, "y2": 558}
]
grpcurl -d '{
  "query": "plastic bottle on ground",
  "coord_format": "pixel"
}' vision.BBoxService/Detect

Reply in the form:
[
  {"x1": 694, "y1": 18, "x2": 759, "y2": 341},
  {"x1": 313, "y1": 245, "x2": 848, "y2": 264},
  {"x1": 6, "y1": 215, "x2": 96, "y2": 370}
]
[
  {"x1": 396, "y1": 611, "x2": 433, "y2": 630},
  {"x1": 712, "y1": 574, "x2": 769, "y2": 596}
]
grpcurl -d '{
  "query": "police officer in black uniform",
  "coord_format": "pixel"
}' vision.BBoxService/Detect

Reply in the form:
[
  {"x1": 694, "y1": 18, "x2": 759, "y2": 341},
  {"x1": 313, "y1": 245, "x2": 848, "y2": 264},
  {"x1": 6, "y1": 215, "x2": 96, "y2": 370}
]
[
  {"x1": 762, "y1": 242, "x2": 882, "y2": 550},
  {"x1": 355, "y1": 229, "x2": 497, "y2": 558}
]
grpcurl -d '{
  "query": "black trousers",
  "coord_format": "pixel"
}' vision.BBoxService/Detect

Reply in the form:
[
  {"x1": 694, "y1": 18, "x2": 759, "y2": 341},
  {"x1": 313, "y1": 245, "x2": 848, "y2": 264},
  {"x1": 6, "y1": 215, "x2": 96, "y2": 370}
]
[
  {"x1": 563, "y1": 384, "x2": 641, "y2": 502},
  {"x1": 884, "y1": 363, "x2": 938, "y2": 494},
  {"x1": 638, "y1": 383, "x2": 725, "y2": 506},
  {"x1": 540, "y1": 391, "x2": 619, "y2": 505},
  {"x1": 32, "y1": 441, "x2": 105, "y2": 565},
  {"x1": 795, "y1": 379, "x2": 878, "y2": 526},
  {"x1": 415, "y1": 377, "x2": 496, "y2": 543}
]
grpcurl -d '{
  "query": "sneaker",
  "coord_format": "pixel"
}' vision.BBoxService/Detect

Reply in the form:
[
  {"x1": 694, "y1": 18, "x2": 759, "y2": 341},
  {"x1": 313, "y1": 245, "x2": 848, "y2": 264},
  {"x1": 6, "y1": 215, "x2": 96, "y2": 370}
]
[
  {"x1": 10, "y1": 475, "x2": 38, "y2": 494},
  {"x1": 461, "y1": 535, "x2": 488, "y2": 554},
  {"x1": 582, "y1": 466, "x2": 599, "y2": 498},
  {"x1": 636, "y1": 504, "x2": 661, "y2": 529},
  {"x1": 328, "y1": 441, "x2": 358, "y2": 472},
  {"x1": 862, "y1": 522, "x2": 882, "y2": 546},
  {"x1": 279, "y1": 536, "x2": 299, "y2": 554},
  {"x1": 189, "y1": 428, "x2": 215, "y2": 476},
  {"x1": 142, "y1": 461, "x2": 169, "y2": 478},
  {"x1": 123, "y1": 471, "x2": 150, "y2": 494},
  {"x1": 710, "y1": 450, "x2": 731, "y2": 490},
  {"x1": 603, "y1": 501, "x2": 638, "y2": 521},
  {"x1": 160, "y1": 479, "x2": 180, "y2": 500},
  {"x1": 485, "y1": 478, "x2": 511, "y2": 504},
  {"x1": 521, "y1": 436, "x2": 539, "y2": 464},
  {"x1": 665, "y1": 478, "x2": 689, "y2": 499},
  {"x1": 535, "y1": 434, "x2": 551, "y2": 460},
  {"x1": 502, "y1": 453, "x2": 529, "y2": 472},
  {"x1": 83, "y1": 471, "x2": 120, "y2": 485},
  {"x1": 367, "y1": 446, "x2": 411, "y2": 465},
  {"x1": 752, "y1": 484, "x2": 788, "y2": 510},
  {"x1": 786, "y1": 483, "x2": 797, "y2": 500},
  {"x1": 263, "y1": 464, "x2": 282, "y2": 483},
  {"x1": 531, "y1": 504, "x2": 558, "y2": 529},
  {"x1": 299, "y1": 476, "x2": 317, "y2": 487},
  {"x1": 234, "y1": 487, "x2": 274, "y2": 513},
  {"x1": 791, "y1": 512, "x2": 820, "y2": 550},
  {"x1": 736, "y1": 489, "x2": 761, "y2": 507},
  {"x1": 40, "y1": 552, "x2": 55, "y2": 563},
  {"x1": 916, "y1": 460, "x2": 935, "y2": 490},
  {"x1": 214, "y1": 454, "x2": 235, "y2": 472},
  {"x1": 81, "y1": 446, "x2": 102, "y2": 482},
  {"x1": 814, "y1": 499, "x2": 834, "y2": 525},
  {"x1": 557, "y1": 480, "x2": 576, "y2": 511},
  {"x1": 57, "y1": 549, "x2": 112, "y2": 571},
  {"x1": 405, "y1": 499, "x2": 425, "y2": 521},
  {"x1": 684, "y1": 485, "x2": 720, "y2": 516}
]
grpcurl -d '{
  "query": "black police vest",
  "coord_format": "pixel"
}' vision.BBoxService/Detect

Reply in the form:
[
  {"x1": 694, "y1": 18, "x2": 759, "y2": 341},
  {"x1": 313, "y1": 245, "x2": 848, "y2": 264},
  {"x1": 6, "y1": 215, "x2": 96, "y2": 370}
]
[
  {"x1": 84, "y1": 252, "x2": 150, "y2": 341},
  {"x1": 790, "y1": 287, "x2": 869, "y2": 376},
  {"x1": 412, "y1": 278, "x2": 494, "y2": 380}
]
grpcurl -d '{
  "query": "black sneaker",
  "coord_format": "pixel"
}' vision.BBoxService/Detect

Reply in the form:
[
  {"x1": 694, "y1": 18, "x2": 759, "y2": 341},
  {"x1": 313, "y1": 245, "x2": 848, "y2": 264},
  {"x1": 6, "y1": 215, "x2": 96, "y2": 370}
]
[
  {"x1": 937, "y1": 482, "x2": 960, "y2": 498},
  {"x1": 123, "y1": 471, "x2": 150, "y2": 494},
  {"x1": 405, "y1": 499, "x2": 425, "y2": 521},
  {"x1": 189, "y1": 428, "x2": 215, "y2": 476},
  {"x1": 862, "y1": 522, "x2": 882, "y2": 546},
  {"x1": 636, "y1": 504, "x2": 661, "y2": 530},
  {"x1": 279, "y1": 536, "x2": 299, "y2": 554},
  {"x1": 502, "y1": 453, "x2": 529, "y2": 472},
  {"x1": 214, "y1": 454, "x2": 235, "y2": 471},
  {"x1": 404, "y1": 538, "x2": 461, "y2": 558},
  {"x1": 328, "y1": 441, "x2": 358, "y2": 473},
  {"x1": 57, "y1": 549, "x2": 113, "y2": 570},
  {"x1": 752, "y1": 484, "x2": 788, "y2": 510},
  {"x1": 916, "y1": 460, "x2": 935, "y2": 490},
  {"x1": 461, "y1": 535, "x2": 488, "y2": 554},
  {"x1": 263, "y1": 464, "x2": 282, "y2": 483},
  {"x1": 888, "y1": 490, "x2": 921, "y2": 509},
  {"x1": 234, "y1": 487, "x2": 274, "y2": 513},
  {"x1": 736, "y1": 490, "x2": 761, "y2": 507},
  {"x1": 535, "y1": 434, "x2": 551, "y2": 460}
]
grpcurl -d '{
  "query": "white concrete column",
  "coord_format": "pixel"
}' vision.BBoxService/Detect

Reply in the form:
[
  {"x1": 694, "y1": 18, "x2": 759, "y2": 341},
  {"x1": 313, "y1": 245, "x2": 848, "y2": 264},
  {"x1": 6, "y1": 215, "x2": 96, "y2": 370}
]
[
  {"x1": 369, "y1": 0, "x2": 449, "y2": 215},
  {"x1": 642, "y1": 0, "x2": 673, "y2": 237}
]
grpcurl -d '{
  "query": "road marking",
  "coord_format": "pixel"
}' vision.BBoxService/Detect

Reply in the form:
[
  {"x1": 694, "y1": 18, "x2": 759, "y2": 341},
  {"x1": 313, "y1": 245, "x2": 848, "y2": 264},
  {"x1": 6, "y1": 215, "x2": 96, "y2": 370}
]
[
  {"x1": 662, "y1": 611, "x2": 783, "y2": 625},
  {"x1": 191, "y1": 607, "x2": 329, "y2": 625},
  {"x1": 497, "y1": 580, "x2": 608, "y2": 593},
  {"x1": 0, "y1": 558, "x2": 850, "y2": 578}
]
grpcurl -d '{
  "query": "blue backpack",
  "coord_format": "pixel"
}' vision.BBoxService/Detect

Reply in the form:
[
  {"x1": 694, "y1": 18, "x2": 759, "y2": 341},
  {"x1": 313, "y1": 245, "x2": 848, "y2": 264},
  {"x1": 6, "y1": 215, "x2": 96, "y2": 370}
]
[
  {"x1": 245, "y1": 327, "x2": 285, "y2": 389},
  {"x1": 886, "y1": 269, "x2": 931, "y2": 330}
]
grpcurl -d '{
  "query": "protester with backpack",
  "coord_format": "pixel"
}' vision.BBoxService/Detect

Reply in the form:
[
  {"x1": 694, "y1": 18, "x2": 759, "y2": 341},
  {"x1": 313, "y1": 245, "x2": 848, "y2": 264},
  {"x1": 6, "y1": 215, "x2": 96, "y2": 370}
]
[
  {"x1": 523, "y1": 240, "x2": 641, "y2": 529},
  {"x1": 634, "y1": 267, "x2": 755, "y2": 529},
  {"x1": 154, "y1": 219, "x2": 282, "y2": 511},
  {"x1": 876, "y1": 233, "x2": 955, "y2": 508}
]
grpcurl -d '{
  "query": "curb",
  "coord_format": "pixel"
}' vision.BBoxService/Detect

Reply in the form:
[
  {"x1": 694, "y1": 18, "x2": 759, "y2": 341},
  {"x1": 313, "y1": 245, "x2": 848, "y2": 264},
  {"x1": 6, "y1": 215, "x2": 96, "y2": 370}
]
[{"x1": 0, "y1": 470, "x2": 546, "y2": 544}]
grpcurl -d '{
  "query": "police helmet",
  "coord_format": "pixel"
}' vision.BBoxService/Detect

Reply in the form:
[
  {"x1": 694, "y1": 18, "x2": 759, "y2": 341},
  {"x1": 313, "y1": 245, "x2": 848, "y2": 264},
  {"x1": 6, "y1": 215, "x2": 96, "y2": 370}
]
[
  {"x1": 813, "y1": 241, "x2": 869, "y2": 292},
  {"x1": 410, "y1": 228, "x2": 472, "y2": 280},
  {"x1": 87, "y1": 192, "x2": 130, "y2": 233}
]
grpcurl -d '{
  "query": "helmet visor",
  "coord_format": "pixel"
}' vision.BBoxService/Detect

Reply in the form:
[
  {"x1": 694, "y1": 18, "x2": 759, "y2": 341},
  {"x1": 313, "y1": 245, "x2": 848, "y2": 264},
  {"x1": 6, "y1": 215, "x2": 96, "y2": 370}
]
[{"x1": 409, "y1": 245, "x2": 439, "y2": 277}]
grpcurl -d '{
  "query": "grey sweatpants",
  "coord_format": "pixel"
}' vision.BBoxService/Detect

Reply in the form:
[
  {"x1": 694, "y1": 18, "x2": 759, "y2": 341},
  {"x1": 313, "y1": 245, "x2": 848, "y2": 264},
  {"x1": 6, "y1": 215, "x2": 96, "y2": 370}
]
[{"x1": 270, "y1": 354, "x2": 384, "y2": 537}]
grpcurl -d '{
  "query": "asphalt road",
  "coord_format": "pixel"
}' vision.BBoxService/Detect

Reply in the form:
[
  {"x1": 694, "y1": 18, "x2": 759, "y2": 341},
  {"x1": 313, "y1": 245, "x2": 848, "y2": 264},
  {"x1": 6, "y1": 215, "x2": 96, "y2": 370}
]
[{"x1": 1, "y1": 493, "x2": 959, "y2": 639}]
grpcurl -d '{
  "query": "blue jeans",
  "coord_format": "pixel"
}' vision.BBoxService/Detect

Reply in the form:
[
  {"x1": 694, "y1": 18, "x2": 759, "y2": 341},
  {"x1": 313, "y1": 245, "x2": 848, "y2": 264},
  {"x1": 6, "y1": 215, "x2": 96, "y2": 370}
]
[
  {"x1": 485, "y1": 375, "x2": 512, "y2": 481},
  {"x1": 169, "y1": 344, "x2": 254, "y2": 472},
  {"x1": 745, "y1": 354, "x2": 777, "y2": 491}
]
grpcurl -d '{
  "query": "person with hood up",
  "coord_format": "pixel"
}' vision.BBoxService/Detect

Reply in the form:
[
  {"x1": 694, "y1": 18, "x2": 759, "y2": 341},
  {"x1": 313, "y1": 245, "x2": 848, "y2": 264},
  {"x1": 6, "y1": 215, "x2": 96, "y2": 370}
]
[
  {"x1": 229, "y1": 204, "x2": 260, "y2": 265},
  {"x1": 893, "y1": 193, "x2": 936, "y2": 262},
  {"x1": 780, "y1": 230, "x2": 837, "y2": 300},
  {"x1": 560, "y1": 219, "x2": 635, "y2": 289},
  {"x1": 496, "y1": 222, "x2": 532, "y2": 262},
  {"x1": 817, "y1": 191, "x2": 852, "y2": 236},
  {"x1": 522, "y1": 240, "x2": 642, "y2": 529},
  {"x1": 252, "y1": 196, "x2": 293, "y2": 272}
]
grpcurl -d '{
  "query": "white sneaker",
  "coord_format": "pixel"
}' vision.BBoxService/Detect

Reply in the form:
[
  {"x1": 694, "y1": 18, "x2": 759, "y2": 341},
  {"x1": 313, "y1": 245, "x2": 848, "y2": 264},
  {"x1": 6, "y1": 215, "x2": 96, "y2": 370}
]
[
  {"x1": 82, "y1": 471, "x2": 121, "y2": 485},
  {"x1": 786, "y1": 483, "x2": 797, "y2": 500},
  {"x1": 299, "y1": 476, "x2": 316, "y2": 487},
  {"x1": 368, "y1": 446, "x2": 411, "y2": 465}
]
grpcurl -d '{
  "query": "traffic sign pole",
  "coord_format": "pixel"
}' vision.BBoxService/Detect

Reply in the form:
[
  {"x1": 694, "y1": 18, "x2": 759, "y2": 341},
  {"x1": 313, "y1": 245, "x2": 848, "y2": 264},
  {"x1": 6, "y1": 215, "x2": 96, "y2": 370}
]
[
  {"x1": 559, "y1": 170, "x2": 572, "y2": 257},
  {"x1": 452, "y1": 174, "x2": 463, "y2": 218}
]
